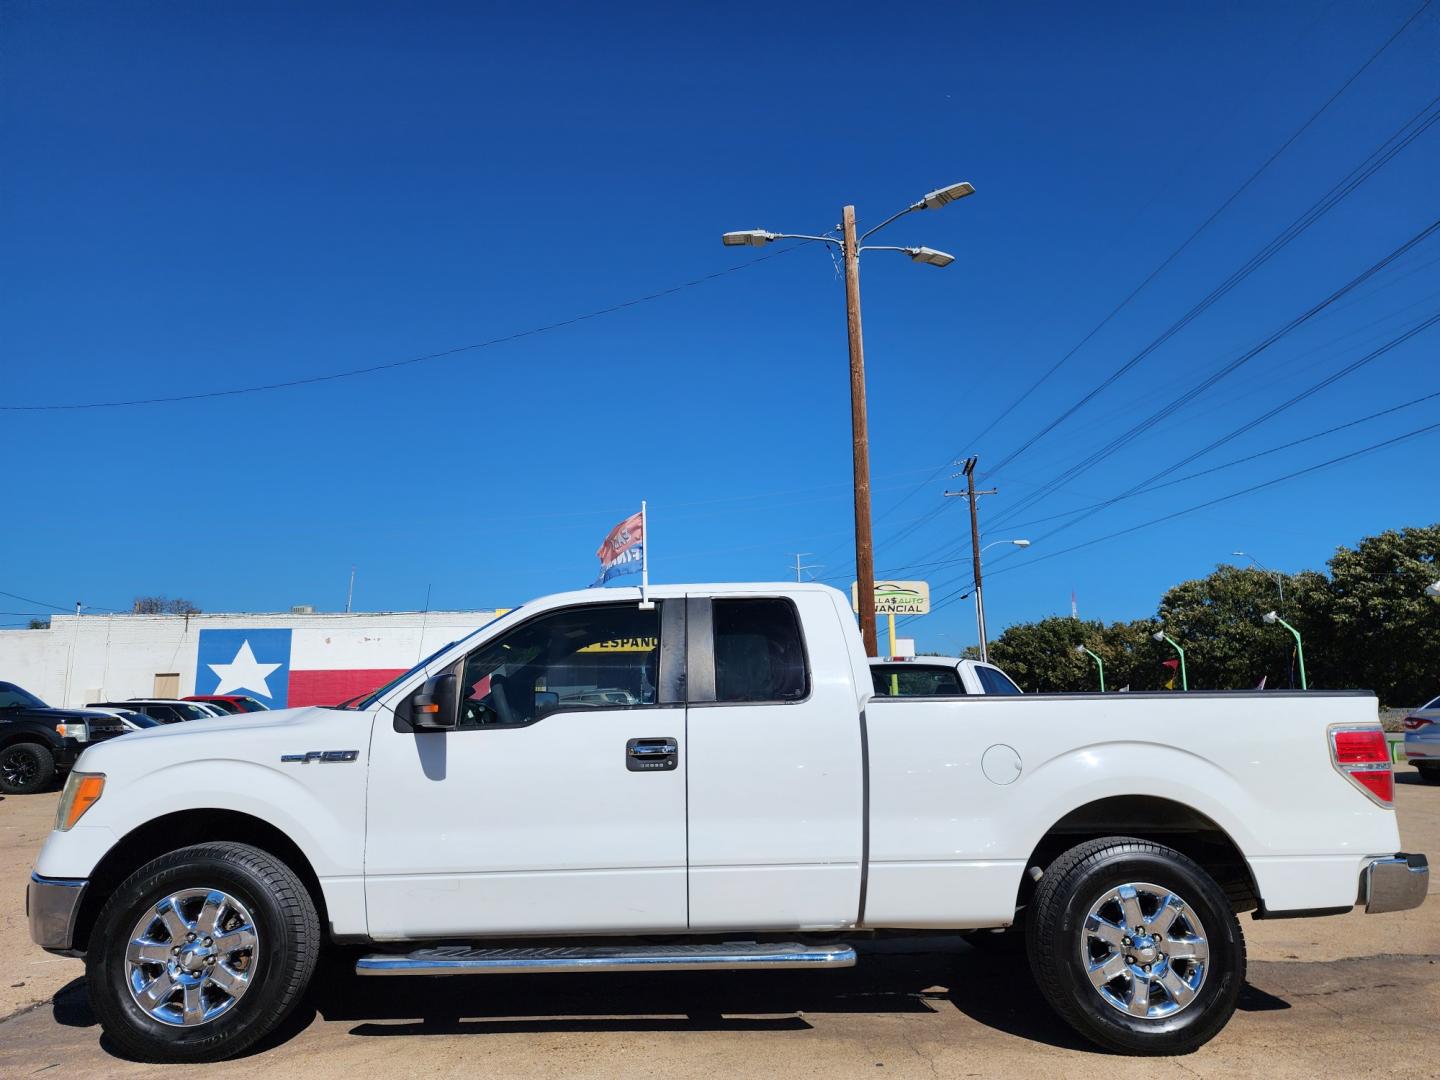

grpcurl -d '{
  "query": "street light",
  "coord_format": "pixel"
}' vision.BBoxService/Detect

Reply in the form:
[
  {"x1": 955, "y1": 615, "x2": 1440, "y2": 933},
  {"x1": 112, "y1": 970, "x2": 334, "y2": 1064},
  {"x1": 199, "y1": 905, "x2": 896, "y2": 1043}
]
[
  {"x1": 962, "y1": 537, "x2": 1030, "y2": 662},
  {"x1": 1151, "y1": 630, "x2": 1188, "y2": 691},
  {"x1": 1075, "y1": 644, "x2": 1105, "y2": 692},
  {"x1": 723, "y1": 180, "x2": 976, "y2": 656},
  {"x1": 1232, "y1": 550, "x2": 1284, "y2": 606},
  {"x1": 1427, "y1": 580, "x2": 1440, "y2": 598},
  {"x1": 1262, "y1": 610, "x2": 1308, "y2": 690}
]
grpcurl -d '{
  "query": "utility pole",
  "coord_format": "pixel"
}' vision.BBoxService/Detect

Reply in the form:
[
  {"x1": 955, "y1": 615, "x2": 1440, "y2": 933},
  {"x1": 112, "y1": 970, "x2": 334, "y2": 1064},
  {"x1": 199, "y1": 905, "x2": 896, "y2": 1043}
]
[
  {"x1": 841, "y1": 205, "x2": 879, "y2": 656},
  {"x1": 791, "y1": 553, "x2": 820, "y2": 583},
  {"x1": 944, "y1": 457, "x2": 998, "y2": 662}
]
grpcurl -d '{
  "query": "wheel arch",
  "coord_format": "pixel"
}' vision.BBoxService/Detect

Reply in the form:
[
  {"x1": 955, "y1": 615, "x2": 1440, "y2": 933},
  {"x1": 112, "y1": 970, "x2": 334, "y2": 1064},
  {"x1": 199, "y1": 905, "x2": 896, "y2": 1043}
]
[
  {"x1": 1018, "y1": 795, "x2": 1260, "y2": 919},
  {"x1": 70, "y1": 809, "x2": 328, "y2": 954}
]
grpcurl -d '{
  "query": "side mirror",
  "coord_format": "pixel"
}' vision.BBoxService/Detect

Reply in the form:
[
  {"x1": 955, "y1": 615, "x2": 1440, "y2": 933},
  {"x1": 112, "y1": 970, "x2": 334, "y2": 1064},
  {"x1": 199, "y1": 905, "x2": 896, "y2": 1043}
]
[{"x1": 409, "y1": 674, "x2": 458, "y2": 731}]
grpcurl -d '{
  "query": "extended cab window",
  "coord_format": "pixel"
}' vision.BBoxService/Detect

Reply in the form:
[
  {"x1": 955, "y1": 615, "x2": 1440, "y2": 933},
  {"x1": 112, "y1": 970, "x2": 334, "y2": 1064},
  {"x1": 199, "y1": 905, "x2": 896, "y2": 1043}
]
[
  {"x1": 712, "y1": 598, "x2": 808, "y2": 703},
  {"x1": 871, "y1": 664, "x2": 965, "y2": 697},
  {"x1": 457, "y1": 602, "x2": 661, "y2": 726}
]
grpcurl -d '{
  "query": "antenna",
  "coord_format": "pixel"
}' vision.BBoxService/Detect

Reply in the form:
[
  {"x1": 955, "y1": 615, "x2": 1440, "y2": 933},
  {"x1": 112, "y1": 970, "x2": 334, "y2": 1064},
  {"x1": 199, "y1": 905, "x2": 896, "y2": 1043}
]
[{"x1": 791, "y1": 553, "x2": 821, "y2": 582}]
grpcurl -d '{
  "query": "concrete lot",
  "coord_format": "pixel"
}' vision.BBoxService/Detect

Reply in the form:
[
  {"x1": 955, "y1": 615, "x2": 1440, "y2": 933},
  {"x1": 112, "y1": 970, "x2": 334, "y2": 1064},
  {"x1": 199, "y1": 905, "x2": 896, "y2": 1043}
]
[{"x1": 2, "y1": 769, "x2": 1436, "y2": 1079}]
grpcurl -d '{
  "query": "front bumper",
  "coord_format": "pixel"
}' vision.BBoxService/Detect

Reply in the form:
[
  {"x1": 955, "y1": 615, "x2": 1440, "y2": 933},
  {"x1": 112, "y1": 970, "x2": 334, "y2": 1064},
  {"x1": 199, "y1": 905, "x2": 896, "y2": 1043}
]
[
  {"x1": 27, "y1": 872, "x2": 87, "y2": 954},
  {"x1": 1362, "y1": 853, "x2": 1428, "y2": 914}
]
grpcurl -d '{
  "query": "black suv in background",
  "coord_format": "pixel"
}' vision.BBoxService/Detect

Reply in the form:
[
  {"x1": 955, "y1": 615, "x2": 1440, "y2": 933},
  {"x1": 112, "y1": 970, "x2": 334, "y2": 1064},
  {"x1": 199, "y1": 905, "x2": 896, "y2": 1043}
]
[
  {"x1": 0, "y1": 682, "x2": 129, "y2": 794},
  {"x1": 87, "y1": 699, "x2": 215, "y2": 723}
]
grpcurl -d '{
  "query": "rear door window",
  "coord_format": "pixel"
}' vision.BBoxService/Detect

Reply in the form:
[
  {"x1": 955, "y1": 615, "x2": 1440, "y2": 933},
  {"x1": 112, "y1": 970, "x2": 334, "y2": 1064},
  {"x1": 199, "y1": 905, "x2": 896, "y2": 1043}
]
[{"x1": 711, "y1": 599, "x2": 809, "y2": 703}]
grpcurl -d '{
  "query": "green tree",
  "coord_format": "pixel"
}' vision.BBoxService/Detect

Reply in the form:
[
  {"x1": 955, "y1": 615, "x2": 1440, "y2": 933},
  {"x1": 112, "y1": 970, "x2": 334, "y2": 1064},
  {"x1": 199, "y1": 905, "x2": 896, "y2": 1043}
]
[
  {"x1": 1326, "y1": 525, "x2": 1440, "y2": 706},
  {"x1": 1157, "y1": 566, "x2": 1331, "y2": 690}
]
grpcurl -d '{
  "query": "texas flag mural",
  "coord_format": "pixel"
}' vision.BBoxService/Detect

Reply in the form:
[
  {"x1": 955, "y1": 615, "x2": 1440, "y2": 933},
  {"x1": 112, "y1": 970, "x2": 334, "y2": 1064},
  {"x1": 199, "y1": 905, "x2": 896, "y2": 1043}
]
[
  {"x1": 196, "y1": 628, "x2": 409, "y2": 709},
  {"x1": 592, "y1": 508, "x2": 645, "y2": 587}
]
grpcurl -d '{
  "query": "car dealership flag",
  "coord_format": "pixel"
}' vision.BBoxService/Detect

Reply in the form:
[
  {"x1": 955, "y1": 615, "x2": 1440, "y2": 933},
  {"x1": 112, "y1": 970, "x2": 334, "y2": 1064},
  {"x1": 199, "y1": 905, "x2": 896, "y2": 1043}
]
[{"x1": 593, "y1": 507, "x2": 646, "y2": 587}]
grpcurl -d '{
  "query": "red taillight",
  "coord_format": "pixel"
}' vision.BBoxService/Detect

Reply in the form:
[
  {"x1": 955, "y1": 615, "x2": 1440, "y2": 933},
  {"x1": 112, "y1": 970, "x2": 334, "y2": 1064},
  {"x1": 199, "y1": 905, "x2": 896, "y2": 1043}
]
[
  {"x1": 1404, "y1": 715, "x2": 1431, "y2": 731},
  {"x1": 1330, "y1": 725, "x2": 1394, "y2": 806}
]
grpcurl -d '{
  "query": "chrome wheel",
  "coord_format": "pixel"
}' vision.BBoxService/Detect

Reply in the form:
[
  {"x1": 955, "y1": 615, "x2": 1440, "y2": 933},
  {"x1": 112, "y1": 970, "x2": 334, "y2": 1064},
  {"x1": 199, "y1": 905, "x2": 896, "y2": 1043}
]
[
  {"x1": 124, "y1": 888, "x2": 259, "y2": 1027},
  {"x1": 1080, "y1": 881, "x2": 1209, "y2": 1019}
]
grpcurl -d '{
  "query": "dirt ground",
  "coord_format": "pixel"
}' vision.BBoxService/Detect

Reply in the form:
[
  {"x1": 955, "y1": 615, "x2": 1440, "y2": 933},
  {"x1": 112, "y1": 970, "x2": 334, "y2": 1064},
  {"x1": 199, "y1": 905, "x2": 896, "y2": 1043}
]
[{"x1": 1, "y1": 768, "x2": 1436, "y2": 1079}]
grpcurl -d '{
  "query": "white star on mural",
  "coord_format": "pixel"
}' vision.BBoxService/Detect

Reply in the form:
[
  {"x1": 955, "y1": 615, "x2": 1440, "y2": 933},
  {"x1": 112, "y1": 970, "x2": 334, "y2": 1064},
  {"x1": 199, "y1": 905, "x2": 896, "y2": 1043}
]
[{"x1": 209, "y1": 640, "x2": 282, "y2": 697}]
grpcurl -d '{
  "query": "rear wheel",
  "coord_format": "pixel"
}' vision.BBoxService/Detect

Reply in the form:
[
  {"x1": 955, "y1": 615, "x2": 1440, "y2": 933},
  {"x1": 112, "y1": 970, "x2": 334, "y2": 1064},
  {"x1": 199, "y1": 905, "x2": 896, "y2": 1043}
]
[
  {"x1": 1026, "y1": 837, "x2": 1245, "y2": 1055},
  {"x1": 0, "y1": 742, "x2": 55, "y2": 794},
  {"x1": 87, "y1": 842, "x2": 320, "y2": 1062}
]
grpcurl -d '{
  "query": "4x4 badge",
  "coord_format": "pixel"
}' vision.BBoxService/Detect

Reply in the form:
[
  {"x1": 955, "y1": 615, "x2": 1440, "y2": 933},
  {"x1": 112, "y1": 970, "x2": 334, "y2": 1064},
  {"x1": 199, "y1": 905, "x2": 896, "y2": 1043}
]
[{"x1": 280, "y1": 750, "x2": 359, "y2": 764}]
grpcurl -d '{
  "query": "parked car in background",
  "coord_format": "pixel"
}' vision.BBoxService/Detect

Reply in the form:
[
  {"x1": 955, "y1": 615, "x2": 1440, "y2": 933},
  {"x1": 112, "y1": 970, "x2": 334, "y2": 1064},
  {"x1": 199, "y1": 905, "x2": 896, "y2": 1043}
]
[
  {"x1": 83, "y1": 707, "x2": 162, "y2": 732},
  {"x1": 869, "y1": 655, "x2": 1023, "y2": 697},
  {"x1": 86, "y1": 700, "x2": 215, "y2": 724},
  {"x1": 1404, "y1": 693, "x2": 1440, "y2": 784},
  {"x1": 184, "y1": 701, "x2": 229, "y2": 718},
  {"x1": 184, "y1": 694, "x2": 270, "y2": 714},
  {"x1": 0, "y1": 681, "x2": 129, "y2": 794}
]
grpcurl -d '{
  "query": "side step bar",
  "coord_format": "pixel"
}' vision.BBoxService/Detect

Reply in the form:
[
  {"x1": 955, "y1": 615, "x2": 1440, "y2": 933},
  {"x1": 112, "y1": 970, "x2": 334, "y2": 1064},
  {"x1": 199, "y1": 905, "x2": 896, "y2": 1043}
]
[{"x1": 356, "y1": 941, "x2": 857, "y2": 976}]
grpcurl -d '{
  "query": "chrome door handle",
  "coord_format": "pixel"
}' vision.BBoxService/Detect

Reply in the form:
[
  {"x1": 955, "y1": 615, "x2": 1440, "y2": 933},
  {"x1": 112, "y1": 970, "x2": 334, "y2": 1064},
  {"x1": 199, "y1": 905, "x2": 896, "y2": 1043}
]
[
  {"x1": 628, "y1": 742, "x2": 677, "y2": 756},
  {"x1": 626, "y1": 737, "x2": 678, "y2": 772}
]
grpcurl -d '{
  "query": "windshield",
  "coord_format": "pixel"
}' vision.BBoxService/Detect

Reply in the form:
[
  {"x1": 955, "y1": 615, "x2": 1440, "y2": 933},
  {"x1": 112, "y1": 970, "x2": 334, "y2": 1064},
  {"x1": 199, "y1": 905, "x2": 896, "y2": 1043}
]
[
  {"x1": 0, "y1": 683, "x2": 49, "y2": 710},
  {"x1": 344, "y1": 641, "x2": 459, "y2": 710}
]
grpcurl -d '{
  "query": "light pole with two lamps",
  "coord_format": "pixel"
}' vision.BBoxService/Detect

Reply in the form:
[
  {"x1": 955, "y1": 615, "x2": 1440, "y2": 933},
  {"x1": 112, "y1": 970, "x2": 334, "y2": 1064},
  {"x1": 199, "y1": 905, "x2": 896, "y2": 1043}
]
[{"x1": 723, "y1": 181, "x2": 975, "y2": 656}]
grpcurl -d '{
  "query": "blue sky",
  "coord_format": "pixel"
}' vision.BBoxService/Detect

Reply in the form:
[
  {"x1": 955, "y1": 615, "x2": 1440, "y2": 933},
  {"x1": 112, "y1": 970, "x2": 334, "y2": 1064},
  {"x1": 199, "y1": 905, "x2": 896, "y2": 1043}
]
[{"x1": 3, "y1": 1, "x2": 1437, "y2": 651}]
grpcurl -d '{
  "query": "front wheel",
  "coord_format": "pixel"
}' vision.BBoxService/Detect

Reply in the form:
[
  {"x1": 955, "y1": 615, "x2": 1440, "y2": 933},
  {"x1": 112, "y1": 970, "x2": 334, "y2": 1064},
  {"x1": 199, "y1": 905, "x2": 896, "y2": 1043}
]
[
  {"x1": 87, "y1": 842, "x2": 320, "y2": 1062},
  {"x1": 1026, "y1": 837, "x2": 1245, "y2": 1055},
  {"x1": 0, "y1": 742, "x2": 56, "y2": 794}
]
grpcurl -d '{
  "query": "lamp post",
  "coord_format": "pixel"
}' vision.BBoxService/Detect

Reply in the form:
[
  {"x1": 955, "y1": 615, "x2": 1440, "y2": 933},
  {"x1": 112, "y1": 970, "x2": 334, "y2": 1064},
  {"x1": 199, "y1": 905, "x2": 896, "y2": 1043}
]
[
  {"x1": 1263, "y1": 610, "x2": 1307, "y2": 690},
  {"x1": 1427, "y1": 581, "x2": 1440, "y2": 598},
  {"x1": 1232, "y1": 550, "x2": 1284, "y2": 606},
  {"x1": 966, "y1": 537, "x2": 1030, "y2": 664},
  {"x1": 1151, "y1": 630, "x2": 1188, "y2": 691},
  {"x1": 723, "y1": 181, "x2": 974, "y2": 655},
  {"x1": 1075, "y1": 644, "x2": 1105, "y2": 692}
]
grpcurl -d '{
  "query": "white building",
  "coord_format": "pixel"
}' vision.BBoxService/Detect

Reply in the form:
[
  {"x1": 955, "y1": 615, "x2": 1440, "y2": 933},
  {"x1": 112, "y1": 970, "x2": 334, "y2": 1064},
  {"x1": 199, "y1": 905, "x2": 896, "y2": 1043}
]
[{"x1": 0, "y1": 608, "x2": 505, "y2": 709}]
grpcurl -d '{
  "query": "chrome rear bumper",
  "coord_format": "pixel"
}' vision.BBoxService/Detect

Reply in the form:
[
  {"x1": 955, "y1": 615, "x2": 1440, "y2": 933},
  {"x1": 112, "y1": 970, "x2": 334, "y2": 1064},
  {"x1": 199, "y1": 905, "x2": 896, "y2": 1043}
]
[
  {"x1": 1362, "y1": 853, "x2": 1428, "y2": 914},
  {"x1": 27, "y1": 872, "x2": 87, "y2": 954}
]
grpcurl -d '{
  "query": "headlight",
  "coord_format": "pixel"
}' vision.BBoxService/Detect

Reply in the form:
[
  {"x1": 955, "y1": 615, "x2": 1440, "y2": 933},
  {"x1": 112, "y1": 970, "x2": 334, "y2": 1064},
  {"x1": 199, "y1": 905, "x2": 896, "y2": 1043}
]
[
  {"x1": 55, "y1": 721, "x2": 89, "y2": 743},
  {"x1": 55, "y1": 772, "x2": 105, "y2": 831}
]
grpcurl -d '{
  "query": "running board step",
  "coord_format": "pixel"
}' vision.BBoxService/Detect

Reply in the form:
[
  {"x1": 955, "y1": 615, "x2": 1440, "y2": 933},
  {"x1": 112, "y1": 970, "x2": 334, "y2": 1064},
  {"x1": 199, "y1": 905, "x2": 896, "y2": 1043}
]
[{"x1": 356, "y1": 942, "x2": 857, "y2": 976}]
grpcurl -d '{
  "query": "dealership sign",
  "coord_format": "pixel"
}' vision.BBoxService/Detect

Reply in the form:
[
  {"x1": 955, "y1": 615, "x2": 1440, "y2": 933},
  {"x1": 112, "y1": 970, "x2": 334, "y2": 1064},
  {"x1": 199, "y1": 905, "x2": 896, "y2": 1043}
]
[{"x1": 851, "y1": 580, "x2": 931, "y2": 615}]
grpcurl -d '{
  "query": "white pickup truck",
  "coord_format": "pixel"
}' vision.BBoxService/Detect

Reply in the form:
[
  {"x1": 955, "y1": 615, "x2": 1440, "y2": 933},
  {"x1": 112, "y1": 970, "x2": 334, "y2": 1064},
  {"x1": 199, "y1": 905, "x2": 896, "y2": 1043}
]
[{"x1": 27, "y1": 583, "x2": 1427, "y2": 1062}]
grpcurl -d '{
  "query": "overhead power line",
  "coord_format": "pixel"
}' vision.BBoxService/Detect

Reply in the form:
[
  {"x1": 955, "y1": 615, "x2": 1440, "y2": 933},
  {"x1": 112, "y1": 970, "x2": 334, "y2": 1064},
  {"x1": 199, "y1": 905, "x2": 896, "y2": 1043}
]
[
  {"x1": 914, "y1": 416, "x2": 1440, "y2": 622},
  {"x1": 1001, "y1": 385, "x2": 1440, "y2": 531},
  {"x1": 987, "y1": 214, "x2": 1440, "y2": 530},
  {"x1": 966, "y1": 0, "x2": 1435, "y2": 462},
  {"x1": 2, "y1": 245, "x2": 809, "y2": 412},
  {"x1": 855, "y1": 5, "x2": 1434, "y2": 545},
  {"x1": 986, "y1": 92, "x2": 1440, "y2": 487}
]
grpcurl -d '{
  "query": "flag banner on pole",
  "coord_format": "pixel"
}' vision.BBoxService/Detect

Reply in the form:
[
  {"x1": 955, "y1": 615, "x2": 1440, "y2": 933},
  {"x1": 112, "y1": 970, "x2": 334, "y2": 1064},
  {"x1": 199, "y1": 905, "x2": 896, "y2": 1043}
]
[{"x1": 592, "y1": 510, "x2": 645, "y2": 587}]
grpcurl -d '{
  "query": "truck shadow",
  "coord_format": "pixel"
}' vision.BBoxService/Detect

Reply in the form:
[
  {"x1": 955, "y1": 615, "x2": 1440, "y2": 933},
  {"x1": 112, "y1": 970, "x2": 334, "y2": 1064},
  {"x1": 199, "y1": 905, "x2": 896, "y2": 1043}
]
[
  {"x1": 321, "y1": 938, "x2": 1097, "y2": 1050},
  {"x1": 56, "y1": 937, "x2": 1294, "y2": 1060}
]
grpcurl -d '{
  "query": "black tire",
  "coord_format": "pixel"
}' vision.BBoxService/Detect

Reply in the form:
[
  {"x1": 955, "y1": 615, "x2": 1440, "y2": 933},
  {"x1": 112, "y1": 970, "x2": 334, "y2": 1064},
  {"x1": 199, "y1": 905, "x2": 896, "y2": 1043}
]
[
  {"x1": 0, "y1": 742, "x2": 56, "y2": 794},
  {"x1": 1026, "y1": 837, "x2": 1245, "y2": 1055},
  {"x1": 87, "y1": 842, "x2": 320, "y2": 1063},
  {"x1": 1418, "y1": 764, "x2": 1440, "y2": 785}
]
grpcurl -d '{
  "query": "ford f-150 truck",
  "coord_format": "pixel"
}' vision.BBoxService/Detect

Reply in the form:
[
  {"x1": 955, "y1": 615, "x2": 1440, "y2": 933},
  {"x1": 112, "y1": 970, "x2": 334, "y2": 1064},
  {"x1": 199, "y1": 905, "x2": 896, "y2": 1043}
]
[
  {"x1": 27, "y1": 584, "x2": 1428, "y2": 1062},
  {"x1": 1, "y1": 681, "x2": 130, "y2": 794}
]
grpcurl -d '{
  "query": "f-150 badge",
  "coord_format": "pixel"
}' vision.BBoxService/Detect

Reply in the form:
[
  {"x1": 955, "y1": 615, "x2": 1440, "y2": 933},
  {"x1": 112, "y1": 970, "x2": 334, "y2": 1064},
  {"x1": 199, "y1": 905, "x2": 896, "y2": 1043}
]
[{"x1": 280, "y1": 750, "x2": 359, "y2": 764}]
